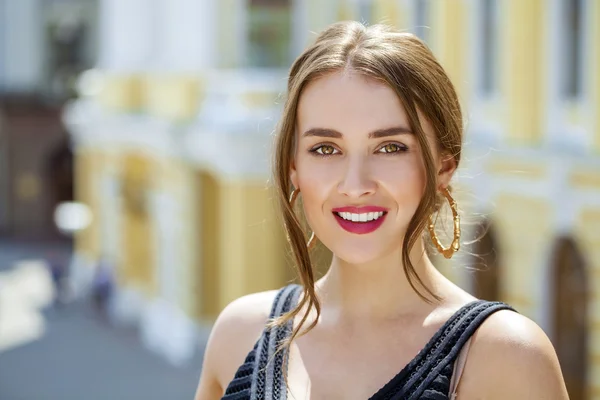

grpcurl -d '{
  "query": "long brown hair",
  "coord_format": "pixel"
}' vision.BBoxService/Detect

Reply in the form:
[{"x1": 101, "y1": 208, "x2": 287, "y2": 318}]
[{"x1": 272, "y1": 21, "x2": 463, "y2": 344}]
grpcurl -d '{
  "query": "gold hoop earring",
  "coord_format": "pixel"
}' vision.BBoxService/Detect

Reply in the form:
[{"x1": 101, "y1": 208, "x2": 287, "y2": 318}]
[
  {"x1": 289, "y1": 188, "x2": 317, "y2": 250},
  {"x1": 428, "y1": 187, "x2": 460, "y2": 259}
]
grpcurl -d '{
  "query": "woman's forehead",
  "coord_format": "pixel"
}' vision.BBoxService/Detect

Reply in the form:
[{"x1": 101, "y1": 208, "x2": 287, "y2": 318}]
[
  {"x1": 296, "y1": 71, "x2": 434, "y2": 141},
  {"x1": 297, "y1": 71, "x2": 408, "y2": 135}
]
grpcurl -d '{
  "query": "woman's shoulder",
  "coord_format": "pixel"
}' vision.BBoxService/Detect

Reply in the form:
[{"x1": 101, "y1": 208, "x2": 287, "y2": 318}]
[
  {"x1": 209, "y1": 289, "x2": 282, "y2": 373},
  {"x1": 459, "y1": 308, "x2": 569, "y2": 399},
  {"x1": 216, "y1": 289, "x2": 282, "y2": 332},
  {"x1": 195, "y1": 289, "x2": 281, "y2": 399}
]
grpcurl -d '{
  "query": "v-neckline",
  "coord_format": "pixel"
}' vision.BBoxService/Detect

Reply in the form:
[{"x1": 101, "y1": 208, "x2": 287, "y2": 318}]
[
  {"x1": 285, "y1": 287, "x2": 482, "y2": 400},
  {"x1": 365, "y1": 300, "x2": 482, "y2": 399}
]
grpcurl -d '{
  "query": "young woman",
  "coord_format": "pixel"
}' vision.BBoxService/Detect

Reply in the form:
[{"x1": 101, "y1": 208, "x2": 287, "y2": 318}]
[{"x1": 195, "y1": 21, "x2": 569, "y2": 400}]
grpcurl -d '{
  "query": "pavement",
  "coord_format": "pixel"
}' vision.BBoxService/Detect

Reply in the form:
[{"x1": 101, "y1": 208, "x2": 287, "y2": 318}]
[
  {"x1": 0, "y1": 240, "x2": 72, "y2": 273},
  {"x1": 0, "y1": 240, "x2": 206, "y2": 400}
]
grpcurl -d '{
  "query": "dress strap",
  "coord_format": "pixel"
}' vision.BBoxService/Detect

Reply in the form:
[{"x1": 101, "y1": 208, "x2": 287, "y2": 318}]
[
  {"x1": 250, "y1": 284, "x2": 301, "y2": 400},
  {"x1": 269, "y1": 284, "x2": 302, "y2": 318}
]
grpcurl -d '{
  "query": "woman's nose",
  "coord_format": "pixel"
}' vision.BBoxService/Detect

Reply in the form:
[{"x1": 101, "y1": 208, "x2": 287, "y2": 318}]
[{"x1": 336, "y1": 156, "x2": 377, "y2": 199}]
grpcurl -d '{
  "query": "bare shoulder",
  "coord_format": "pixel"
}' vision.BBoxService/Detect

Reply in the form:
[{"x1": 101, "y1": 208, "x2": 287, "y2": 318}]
[
  {"x1": 458, "y1": 309, "x2": 569, "y2": 399},
  {"x1": 194, "y1": 289, "x2": 280, "y2": 400}
]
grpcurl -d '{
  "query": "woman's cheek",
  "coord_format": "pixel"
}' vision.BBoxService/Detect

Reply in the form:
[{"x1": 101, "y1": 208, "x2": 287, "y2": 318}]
[{"x1": 300, "y1": 158, "x2": 341, "y2": 185}]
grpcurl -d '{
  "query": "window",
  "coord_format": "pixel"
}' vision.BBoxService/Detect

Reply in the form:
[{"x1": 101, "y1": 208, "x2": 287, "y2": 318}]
[
  {"x1": 414, "y1": 0, "x2": 430, "y2": 43},
  {"x1": 562, "y1": 0, "x2": 583, "y2": 98},
  {"x1": 479, "y1": 0, "x2": 499, "y2": 95},
  {"x1": 357, "y1": 0, "x2": 372, "y2": 25},
  {"x1": 247, "y1": 0, "x2": 291, "y2": 68}
]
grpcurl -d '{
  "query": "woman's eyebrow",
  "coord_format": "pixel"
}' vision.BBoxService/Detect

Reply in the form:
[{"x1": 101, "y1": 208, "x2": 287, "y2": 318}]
[
  {"x1": 301, "y1": 128, "x2": 342, "y2": 138},
  {"x1": 368, "y1": 126, "x2": 413, "y2": 138},
  {"x1": 301, "y1": 126, "x2": 413, "y2": 139}
]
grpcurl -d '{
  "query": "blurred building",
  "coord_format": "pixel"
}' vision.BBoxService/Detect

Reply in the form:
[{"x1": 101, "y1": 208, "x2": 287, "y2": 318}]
[
  {"x1": 26, "y1": 0, "x2": 597, "y2": 398},
  {"x1": 0, "y1": 0, "x2": 98, "y2": 240}
]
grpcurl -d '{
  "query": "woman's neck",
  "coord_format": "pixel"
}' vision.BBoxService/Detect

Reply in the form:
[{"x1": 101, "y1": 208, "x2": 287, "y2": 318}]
[{"x1": 314, "y1": 237, "x2": 445, "y2": 323}]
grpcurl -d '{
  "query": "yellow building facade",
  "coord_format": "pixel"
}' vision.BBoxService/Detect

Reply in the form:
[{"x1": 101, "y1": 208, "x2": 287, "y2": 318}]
[{"x1": 65, "y1": 0, "x2": 600, "y2": 397}]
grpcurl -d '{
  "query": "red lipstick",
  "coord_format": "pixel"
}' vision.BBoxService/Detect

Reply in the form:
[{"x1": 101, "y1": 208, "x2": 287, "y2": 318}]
[{"x1": 331, "y1": 206, "x2": 388, "y2": 235}]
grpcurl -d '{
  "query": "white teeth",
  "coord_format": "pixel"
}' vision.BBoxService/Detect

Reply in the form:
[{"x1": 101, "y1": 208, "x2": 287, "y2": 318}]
[{"x1": 337, "y1": 211, "x2": 385, "y2": 222}]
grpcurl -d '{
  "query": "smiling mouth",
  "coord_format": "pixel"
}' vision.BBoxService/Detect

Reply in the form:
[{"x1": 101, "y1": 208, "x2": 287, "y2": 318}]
[
  {"x1": 332, "y1": 211, "x2": 388, "y2": 234},
  {"x1": 333, "y1": 211, "x2": 387, "y2": 223}
]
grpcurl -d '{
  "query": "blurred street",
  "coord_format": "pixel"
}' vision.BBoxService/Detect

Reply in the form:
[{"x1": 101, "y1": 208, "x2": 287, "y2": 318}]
[
  {"x1": 0, "y1": 241, "x2": 204, "y2": 400},
  {"x1": 0, "y1": 241, "x2": 71, "y2": 273}
]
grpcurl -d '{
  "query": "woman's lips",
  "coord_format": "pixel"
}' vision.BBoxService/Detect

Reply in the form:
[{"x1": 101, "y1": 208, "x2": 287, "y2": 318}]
[{"x1": 331, "y1": 206, "x2": 388, "y2": 235}]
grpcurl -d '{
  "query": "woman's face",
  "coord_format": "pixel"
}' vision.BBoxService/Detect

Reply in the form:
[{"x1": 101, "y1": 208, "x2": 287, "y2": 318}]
[{"x1": 291, "y1": 70, "x2": 455, "y2": 264}]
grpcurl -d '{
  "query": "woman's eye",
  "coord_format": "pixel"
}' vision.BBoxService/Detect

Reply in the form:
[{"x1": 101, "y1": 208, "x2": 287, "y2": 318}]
[
  {"x1": 378, "y1": 143, "x2": 406, "y2": 154},
  {"x1": 313, "y1": 145, "x2": 338, "y2": 155}
]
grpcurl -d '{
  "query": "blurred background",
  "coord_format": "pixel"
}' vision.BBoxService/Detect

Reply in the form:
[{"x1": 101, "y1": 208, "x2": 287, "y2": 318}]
[{"x1": 0, "y1": 0, "x2": 598, "y2": 399}]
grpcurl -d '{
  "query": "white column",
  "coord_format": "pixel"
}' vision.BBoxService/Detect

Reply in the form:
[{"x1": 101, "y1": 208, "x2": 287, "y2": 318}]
[
  {"x1": 99, "y1": 172, "x2": 122, "y2": 264},
  {"x1": 97, "y1": 0, "x2": 158, "y2": 72},
  {"x1": 151, "y1": 191, "x2": 180, "y2": 304},
  {"x1": 153, "y1": 0, "x2": 218, "y2": 72}
]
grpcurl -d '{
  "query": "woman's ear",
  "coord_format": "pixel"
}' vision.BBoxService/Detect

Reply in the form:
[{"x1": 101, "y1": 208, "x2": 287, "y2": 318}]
[
  {"x1": 290, "y1": 159, "x2": 299, "y2": 190},
  {"x1": 437, "y1": 153, "x2": 457, "y2": 189}
]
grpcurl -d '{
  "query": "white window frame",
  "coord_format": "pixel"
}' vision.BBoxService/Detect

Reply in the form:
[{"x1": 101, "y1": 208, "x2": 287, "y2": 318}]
[
  {"x1": 467, "y1": 0, "x2": 504, "y2": 145},
  {"x1": 546, "y1": 0, "x2": 593, "y2": 152},
  {"x1": 476, "y1": 0, "x2": 500, "y2": 98}
]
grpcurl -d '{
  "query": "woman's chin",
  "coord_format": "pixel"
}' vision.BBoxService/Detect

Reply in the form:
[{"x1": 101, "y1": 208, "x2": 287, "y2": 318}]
[{"x1": 329, "y1": 244, "x2": 390, "y2": 266}]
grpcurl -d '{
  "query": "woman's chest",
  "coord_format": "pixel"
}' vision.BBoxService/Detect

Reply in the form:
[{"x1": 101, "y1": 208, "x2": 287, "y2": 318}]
[{"x1": 285, "y1": 329, "x2": 431, "y2": 400}]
